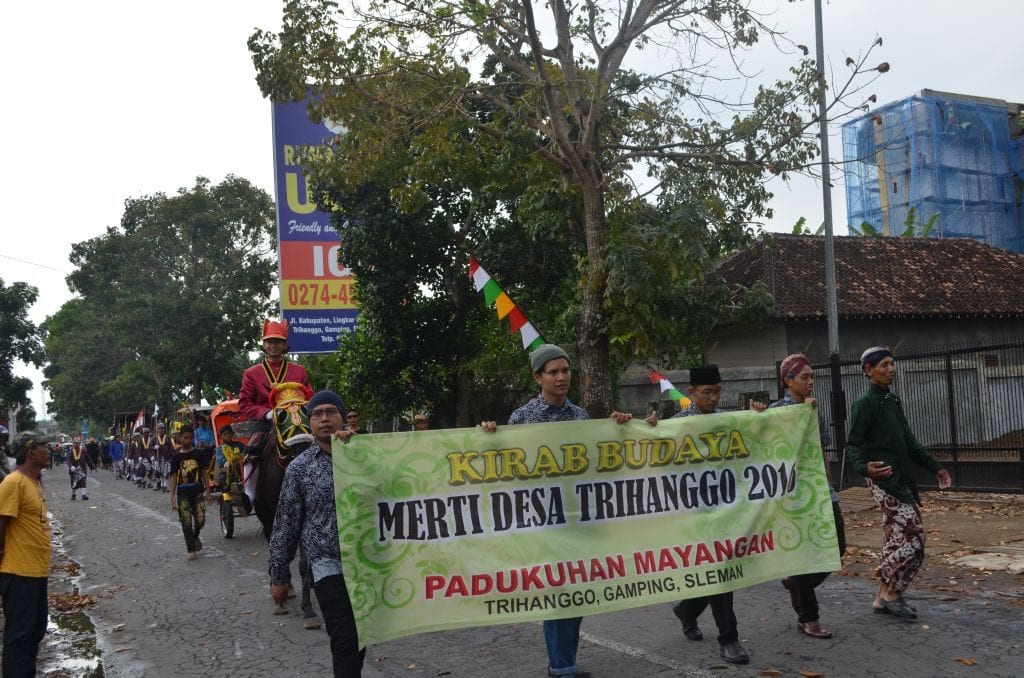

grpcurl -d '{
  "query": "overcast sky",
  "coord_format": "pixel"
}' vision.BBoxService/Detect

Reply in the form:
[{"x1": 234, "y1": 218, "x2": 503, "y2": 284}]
[{"x1": 3, "y1": 1, "x2": 1022, "y2": 419}]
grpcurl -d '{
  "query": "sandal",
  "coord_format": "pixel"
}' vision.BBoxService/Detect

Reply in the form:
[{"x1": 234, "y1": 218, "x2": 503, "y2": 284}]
[
  {"x1": 797, "y1": 621, "x2": 833, "y2": 639},
  {"x1": 880, "y1": 597, "x2": 917, "y2": 620}
]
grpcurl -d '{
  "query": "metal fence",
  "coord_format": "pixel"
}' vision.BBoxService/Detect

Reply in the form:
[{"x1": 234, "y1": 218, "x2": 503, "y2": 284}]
[{"x1": 807, "y1": 341, "x2": 1024, "y2": 493}]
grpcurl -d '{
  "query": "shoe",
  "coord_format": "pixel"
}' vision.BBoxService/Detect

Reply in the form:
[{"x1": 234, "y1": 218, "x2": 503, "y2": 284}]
[
  {"x1": 82, "y1": 495, "x2": 88, "y2": 500},
  {"x1": 880, "y1": 597, "x2": 917, "y2": 620},
  {"x1": 71, "y1": 494, "x2": 76, "y2": 500},
  {"x1": 186, "y1": 552, "x2": 197, "y2": 561},
  {"x1": 547, "y1": 671, "x2": 590, "y2": 678},
  {"x1": 672, "y1": 602, "x2": 702, "y2": 641},
  {"x1": 719, "y1": 640, "x2": 750, "y2": 664},
  {"x1": 194, "y1": 537, "x2": 203, "y2": 552},
  {"x1": 782, "y1": 578, "x2": 799, "y2": 614},
  {"x1": 797, "y1": 621, "x2": 832, "y2": 639}
]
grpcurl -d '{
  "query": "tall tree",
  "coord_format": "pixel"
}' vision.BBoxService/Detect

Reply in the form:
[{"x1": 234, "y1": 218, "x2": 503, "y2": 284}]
[
  {"x1": 0, "y1": 278, "x2": 44, "y2": 414},
  {"x1": 250, "y1": 0, "x2": 884, "y2": 415},
  {"x1": 46, "y1": 176, "x2": 276, "y2": 420}
]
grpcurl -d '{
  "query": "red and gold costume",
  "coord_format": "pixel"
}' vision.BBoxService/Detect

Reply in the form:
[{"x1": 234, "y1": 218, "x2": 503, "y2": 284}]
[{"x1": 238, "y1": 319, "x2": 311, "y2": 421}]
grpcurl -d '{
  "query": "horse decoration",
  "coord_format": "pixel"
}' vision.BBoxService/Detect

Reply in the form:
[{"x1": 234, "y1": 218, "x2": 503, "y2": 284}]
[
  {"x1": 269, "y1": 381, "x2": 315, "y2": 450},
  {"x1": 253, "y1": 381, "x2": 320, "y2": 629}
]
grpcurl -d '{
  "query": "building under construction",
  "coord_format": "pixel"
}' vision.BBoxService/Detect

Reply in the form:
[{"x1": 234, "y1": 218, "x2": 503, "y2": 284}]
[{"x1": 842, "y1": 89, "x2": 1024, "y2": 253}]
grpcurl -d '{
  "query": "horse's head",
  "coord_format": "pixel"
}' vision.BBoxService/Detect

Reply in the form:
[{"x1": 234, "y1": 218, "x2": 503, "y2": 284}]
[{"x1": 269, "y1": 381, "x2": 314, "y2": 451}]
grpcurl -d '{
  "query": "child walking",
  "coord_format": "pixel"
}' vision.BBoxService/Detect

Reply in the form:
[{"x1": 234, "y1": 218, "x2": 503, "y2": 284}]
[{"x1": 169, "y1": 426, "x2": 211, "y2": 560}]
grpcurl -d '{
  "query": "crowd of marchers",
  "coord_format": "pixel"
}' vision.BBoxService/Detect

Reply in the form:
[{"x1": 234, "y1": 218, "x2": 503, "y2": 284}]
[{"x1": 0, "y1": 318, "x2": 950, "y2": 678}]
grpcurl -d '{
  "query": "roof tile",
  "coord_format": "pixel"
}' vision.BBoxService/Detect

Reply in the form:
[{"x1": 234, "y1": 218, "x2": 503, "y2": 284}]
[{"x1": 717, "y1": 235, "x2": 1024, "y2": 319}]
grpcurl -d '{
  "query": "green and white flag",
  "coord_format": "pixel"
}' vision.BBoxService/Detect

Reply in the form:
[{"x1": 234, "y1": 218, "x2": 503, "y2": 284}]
[{"x1": 333, "y1": 404, "x2": 839, "y2": 644}]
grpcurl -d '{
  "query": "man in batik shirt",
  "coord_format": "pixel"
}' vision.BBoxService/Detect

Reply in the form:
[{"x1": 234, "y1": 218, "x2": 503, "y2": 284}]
[{"x1": 480, "y1": 344, "x2": 633, "y2": 678}]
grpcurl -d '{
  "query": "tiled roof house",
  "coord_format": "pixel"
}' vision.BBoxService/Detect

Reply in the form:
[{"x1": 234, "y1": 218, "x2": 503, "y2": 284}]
[{"x1": 708, "y1": 234, "x2": 1024, "y2": 366}]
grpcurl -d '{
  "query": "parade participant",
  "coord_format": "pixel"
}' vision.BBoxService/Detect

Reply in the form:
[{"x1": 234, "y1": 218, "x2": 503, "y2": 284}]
[
  {"x1": 128, "y1": 431, "x2": 144, "y2": 484},
  {"x1": 169, "y1": 426, "x2": 211, "y2": 561},
  {"x1": 137, "y1": 427, "x2": 153, "y2": 486},
  {"x1": 768, "y1": 354, "x2": 845, "y2": 639},
  {"x1": 480, "y1": 344, "x2": 633, "y2": 678},
  {"x1": 68, "y1": 441, "x2": 89, "y2": 501},
  {"x1": 847, "y1": 346, "x2": 951, "y2": 619},
  {"x1": 239, "y1": 319, "x2": 311, "y2": 423},
  {"x1": 0, "y1": 431, "x2": 53, "y2": 678},
  {"x1": 100, "y1": 438, "x2": 113, "y2": 471},
  {"x1": 85, "y1": 438, "x2": 101, "y2": 470},
  {"x1": 645, "y1": 365, "x2": 749, "y2": 664},
  {"x1": 215, "y1": 425, "x2": 250, "y2": 514},
  {"x1": 269, "y1": 390, "x2": 363, "y2": 677},
  {"x1": 194, "y1": 413, "x2": 216, "y2": 449},
  {"x1": 109, "y1": 434, "x2": 125, "y2": 479},
  {"x1": 153, "y1": 423, "x2": 175, "y2": 492}
]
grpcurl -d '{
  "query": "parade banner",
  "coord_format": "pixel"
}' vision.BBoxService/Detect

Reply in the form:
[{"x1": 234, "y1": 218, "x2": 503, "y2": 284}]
[
  {"x1": 271, "y1": 98, "x2": 358, "y2": 352},
  {"x1": 334, "y1": 404, "x2": 840, "y2": 645}
]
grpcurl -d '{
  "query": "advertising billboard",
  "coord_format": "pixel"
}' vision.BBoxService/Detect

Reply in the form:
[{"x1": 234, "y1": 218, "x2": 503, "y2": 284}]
[{"x1": 271, "y1": 99, "x2": 358, "y2": 353}]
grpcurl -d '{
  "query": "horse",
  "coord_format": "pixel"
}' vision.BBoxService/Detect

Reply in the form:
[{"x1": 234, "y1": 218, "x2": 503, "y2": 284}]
[{"x1": 249, "y1": 382, "x2": 321, "y2": 630}]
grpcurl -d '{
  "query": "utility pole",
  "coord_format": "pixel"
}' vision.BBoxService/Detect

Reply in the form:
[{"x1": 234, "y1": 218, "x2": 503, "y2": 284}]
[{"x1": 814, "y1": 0, "x2": 848, "y2": 489}]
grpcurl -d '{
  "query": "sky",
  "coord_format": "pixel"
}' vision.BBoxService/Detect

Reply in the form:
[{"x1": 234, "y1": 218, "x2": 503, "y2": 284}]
[{"x1": 2, "y1": 1, "x2": 1022, "y2": 420}]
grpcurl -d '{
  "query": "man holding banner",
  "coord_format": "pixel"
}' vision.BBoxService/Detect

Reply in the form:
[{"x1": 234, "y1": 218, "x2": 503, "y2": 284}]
[
  {"x1": 769, "y1": 354, "x2": 845, "y2": 639},
  {"x1": 481, "y1": 344, "x2": 633, "y2": 678},
  {"x1": 647, "y1": 364, "x2": 750, "y2": 665},
  {"x1": 334, "y1": 347, "x2": 839, "y2": 670},
  {"x1": 269, "y1": 390, "x2": 361, "y2": 677}
]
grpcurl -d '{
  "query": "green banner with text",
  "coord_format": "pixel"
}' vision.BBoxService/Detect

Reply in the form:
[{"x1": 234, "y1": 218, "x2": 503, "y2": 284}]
[{"x1": 333, "y1": 404, "x2": 840, "y2": 645}]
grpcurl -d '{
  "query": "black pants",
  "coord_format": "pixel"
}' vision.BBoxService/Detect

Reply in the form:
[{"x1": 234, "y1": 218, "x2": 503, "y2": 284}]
[
  {"x1": 313, "y1": 573, "x2": 365, "y2": 677},
  {"x1": 791, "y1": 500, "x2": 847, "y2": 623},
  {"x1": 0, "y1": 573, "x2": 48, "y2": 678},
  {"x1": 678, "y1": 591, "x2": 737, "y2": 644}
]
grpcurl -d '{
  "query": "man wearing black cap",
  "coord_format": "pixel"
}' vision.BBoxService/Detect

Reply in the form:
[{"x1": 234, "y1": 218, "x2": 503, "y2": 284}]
[
  {"x1": 848, "y1": 346, "x2": 951, "y2": 620},
  {"x1": 646, "y1": 364, "x2": 749, "y2": 664},
  {"x1": 481, "y1": 343, "x2": 633, "y2": 678},
  {"x1": 268, "y1": 390, "x2": 363, "y2": 677},
  {"x1": 0, "y1": 431, "x2": 53, "y2": 678}
]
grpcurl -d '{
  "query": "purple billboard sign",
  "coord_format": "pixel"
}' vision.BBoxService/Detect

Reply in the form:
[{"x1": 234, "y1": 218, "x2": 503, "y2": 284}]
[{"x1": 271, "y1": 99, "x2": 358, "y2": 353}]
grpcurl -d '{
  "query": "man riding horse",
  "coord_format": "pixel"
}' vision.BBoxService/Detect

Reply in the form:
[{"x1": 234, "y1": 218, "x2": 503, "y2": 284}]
[{"x1": 238, "y1": 319, "x2": 321, "y2": 628}]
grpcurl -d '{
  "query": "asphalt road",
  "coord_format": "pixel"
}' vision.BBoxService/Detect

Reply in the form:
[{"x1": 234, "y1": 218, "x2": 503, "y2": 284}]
[{"x1": 44, "y1": 468, "x2": 1024, "y2": 678}]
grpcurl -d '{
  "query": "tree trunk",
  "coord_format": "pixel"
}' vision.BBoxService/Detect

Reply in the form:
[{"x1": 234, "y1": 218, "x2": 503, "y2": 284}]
[{"x1": 576, "y1": 175, "x2": 613, "y2": 417}]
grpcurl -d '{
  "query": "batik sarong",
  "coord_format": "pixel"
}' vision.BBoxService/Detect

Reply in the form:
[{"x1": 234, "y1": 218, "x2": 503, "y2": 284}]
[{"x1": 869, "y1": 481, "x2": 925, "y2": 593}]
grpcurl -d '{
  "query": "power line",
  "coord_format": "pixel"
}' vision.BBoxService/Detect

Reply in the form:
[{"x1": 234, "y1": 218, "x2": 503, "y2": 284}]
[{"x1": 0, "y1": 253, "x2": 69, "y2": 274}]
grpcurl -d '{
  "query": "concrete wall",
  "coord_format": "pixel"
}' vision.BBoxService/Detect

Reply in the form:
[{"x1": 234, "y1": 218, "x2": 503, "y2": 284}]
[
  {"x1": 781, "y1": 318, "x2": 1024, "y2": 361},
  {"x1": 704, "y1": 323, "x2": 789, "y2": 367}
]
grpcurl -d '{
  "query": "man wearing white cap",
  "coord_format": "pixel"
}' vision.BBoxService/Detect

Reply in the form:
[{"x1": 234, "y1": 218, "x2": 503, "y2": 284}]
[{"x1": 847, "y1": 346, "x2": 951, "y2": 620}]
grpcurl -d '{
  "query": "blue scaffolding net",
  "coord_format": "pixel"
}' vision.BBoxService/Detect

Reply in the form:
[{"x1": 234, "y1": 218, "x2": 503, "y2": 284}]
[{"x1": 842, "y1": 93, "x2": 1024, "y2": 253}]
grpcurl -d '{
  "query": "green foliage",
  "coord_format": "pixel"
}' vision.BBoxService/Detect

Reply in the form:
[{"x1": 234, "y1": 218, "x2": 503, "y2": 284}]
[
  {"x1": 848, "y1": 206, "x2": 940, "y2": 238},
  {"x1": 45, "y1": 176, "x2": 276, "y2": 422},
  {"x1": 791, "y1": 217, "x2": 826, "y2": 236},
  {"x1": 250, "y1": 1, "x2": 881, "y2": 412},
  {"x1": 0, "y1": 278, "x2": 43, "y2": 412},
  {"x1": 15, "y1": 404, "x2": 36, "y2": 431}
]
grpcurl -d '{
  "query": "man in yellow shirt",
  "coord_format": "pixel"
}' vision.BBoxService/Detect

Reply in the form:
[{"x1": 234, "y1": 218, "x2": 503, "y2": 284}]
[{"x1": 0, "y1": 431, "x2": 53, "y2": 678}]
